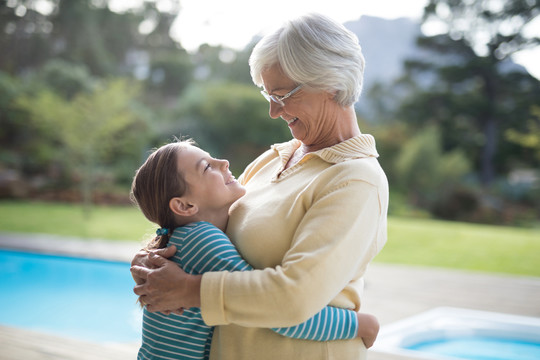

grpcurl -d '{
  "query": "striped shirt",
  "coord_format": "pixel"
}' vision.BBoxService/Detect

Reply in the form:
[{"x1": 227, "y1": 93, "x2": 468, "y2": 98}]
[{"x1": 138, "y1": 221, "x2": 358, "y2": 360}]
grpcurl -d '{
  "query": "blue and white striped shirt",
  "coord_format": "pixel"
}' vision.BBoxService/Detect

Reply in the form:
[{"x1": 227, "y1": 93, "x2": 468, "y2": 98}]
[{"x1": 138, "y1": 221, "x2": 358, "y2": 360}]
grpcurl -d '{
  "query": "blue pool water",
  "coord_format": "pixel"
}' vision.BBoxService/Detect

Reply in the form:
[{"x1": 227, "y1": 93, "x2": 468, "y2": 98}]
[
  {"x1": 407, "y1": 336, "x2": 540, "y2": 360},
  {"x1": 0, "y1": 249, "x2": 142, "y2": 343}
]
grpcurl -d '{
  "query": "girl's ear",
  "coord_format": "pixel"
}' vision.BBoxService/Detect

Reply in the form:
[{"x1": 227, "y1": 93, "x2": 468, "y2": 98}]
[{"x1": 169, "y1": 197, "x2": 199, "y2": 217}]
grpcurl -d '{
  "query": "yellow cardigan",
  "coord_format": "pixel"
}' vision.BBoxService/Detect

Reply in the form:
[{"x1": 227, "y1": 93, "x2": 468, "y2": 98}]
[{"x1": 201, "y1": 135, "x2": 389, "y2": 360}]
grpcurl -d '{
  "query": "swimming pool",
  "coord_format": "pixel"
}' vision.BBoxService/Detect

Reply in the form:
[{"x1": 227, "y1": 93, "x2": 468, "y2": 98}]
[
  {"x1": 373, "y1": 307, "x2": 540, "y2": 360},
  {"x1": 0, "y1": 249, "x2": 142, "y2": 344}
]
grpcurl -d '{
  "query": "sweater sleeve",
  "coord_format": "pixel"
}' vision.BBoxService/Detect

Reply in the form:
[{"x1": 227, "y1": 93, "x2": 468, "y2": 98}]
[
  {"x1": 201, "y1": 175, "x2": 385, "y2": 328},
  {"x1": 174, "y1": 222, "x2": 359, "y2": 341}
]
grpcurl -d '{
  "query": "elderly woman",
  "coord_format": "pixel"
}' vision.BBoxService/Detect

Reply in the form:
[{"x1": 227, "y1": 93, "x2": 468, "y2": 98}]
[{"x1": 132, "y1": 13, "x2": 388, "y2": 360}]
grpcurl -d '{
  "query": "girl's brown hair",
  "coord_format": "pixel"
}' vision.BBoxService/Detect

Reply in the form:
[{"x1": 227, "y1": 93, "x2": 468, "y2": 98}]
[{"x1": 130, "y1": 139, "x2": 195, "y2": 250}]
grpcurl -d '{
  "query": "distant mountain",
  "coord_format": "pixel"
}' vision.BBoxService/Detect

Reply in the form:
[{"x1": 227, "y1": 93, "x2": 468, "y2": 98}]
[
  {"x1": 344, "y1": 16, "x2": 422, "y2": 90},
  {"x1": 344, "y1": 15, "x2": 527, "y2": 91},
  {"x1": 245, "y1": 15, "x2": 529, "y2": 116}
]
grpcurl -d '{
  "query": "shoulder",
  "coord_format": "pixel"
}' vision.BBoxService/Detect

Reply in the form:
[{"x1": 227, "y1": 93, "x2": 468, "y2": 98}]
[
  {"x1": 311, "y1": 159, "x2": 389, "y2": 215},
  {"x1": 319, "y1": 157, "x2": 387, "y2": 191},
  {"x1": 170, "y1": 222, "x2": 224, "y2": 247},
  {"x1": 312, "y1": 135, "x2": 387, "y2": 187},
  {"x1": 337, "y1": 157, "x2": 387, "y2": 187}
]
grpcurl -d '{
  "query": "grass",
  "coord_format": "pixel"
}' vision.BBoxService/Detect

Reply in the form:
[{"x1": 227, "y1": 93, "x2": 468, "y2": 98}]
[
  {"x1": 377, "y1": 217, "x2": 540, "y2": 277},
  {"x1": 0, "y1": 200, "x2": 156, "y2": 243},
  {"x1": 1, "y1": 200, "x2": 539, "y2": 277}
]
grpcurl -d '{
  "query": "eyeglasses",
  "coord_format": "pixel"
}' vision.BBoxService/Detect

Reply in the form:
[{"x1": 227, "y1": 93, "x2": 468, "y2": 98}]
[{"x1": 260, "y1": 84, "x2": 302, "y2": 106}]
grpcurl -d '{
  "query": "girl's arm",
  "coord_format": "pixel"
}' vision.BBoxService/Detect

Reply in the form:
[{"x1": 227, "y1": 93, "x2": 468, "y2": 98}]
[
  {"x1": 174, "y1": 222, "x2": 368, "y2": 342},
  {"x1": 272, "y1": 306, "x2": 358, "y2": 341}
]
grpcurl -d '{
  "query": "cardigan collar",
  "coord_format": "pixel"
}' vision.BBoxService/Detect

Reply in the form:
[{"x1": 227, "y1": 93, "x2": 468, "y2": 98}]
[{"x1": 272, "y1": 134, "x2": 379, "y2": 166}]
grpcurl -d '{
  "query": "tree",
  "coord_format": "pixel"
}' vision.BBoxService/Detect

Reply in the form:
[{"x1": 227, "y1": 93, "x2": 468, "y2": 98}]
[
  {"x1": 506, "y1": 106, "x2": 540, "y2": 162},
  {"x1": 394, "y1": 125, "x2": 472, "y2": 219},
  {"x1": 0, "y1": 0, "x2": 182, "y2": 76},
  {"x1": 191, "y1": 44, "x2": 254, "y2": 85},
  {"x1": 402, "y1": 0, "x2": 540, "y2": 184},
  {"x1": 172, "y1": 82, "x2": 291, "y2": 174},
  {"x1": 0, "y1": 60, "x2": 97, "y2": 186},
  {"x1": 0, "y1": 0, "x2": 54, "y2": 73},
  {"x1": 0, "y1": 0, "x2": 189, "y2": 203},
  {"x1": 16, "y1": 78, "x2": 147, "y2": 211},
  {"x1": 145, "y1": 49, "x2": 194, "y2": 101},
  {"x1": 0, "y1": 71, "x2": 35, "y2": 174}
]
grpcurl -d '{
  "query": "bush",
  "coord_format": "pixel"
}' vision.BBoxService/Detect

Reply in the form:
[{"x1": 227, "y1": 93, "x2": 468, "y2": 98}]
[{"x1": 394, "y1": 125, "x2": 471, "y2": 217}]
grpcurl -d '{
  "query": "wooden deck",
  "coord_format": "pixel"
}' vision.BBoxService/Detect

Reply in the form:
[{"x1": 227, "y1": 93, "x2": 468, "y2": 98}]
[{"x1": 0, "y1": 325, "x2": 138, "y2": 360}]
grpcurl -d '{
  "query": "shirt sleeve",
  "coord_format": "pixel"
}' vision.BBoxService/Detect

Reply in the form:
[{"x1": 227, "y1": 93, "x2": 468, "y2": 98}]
[
  {"x1": 173, "y1": 222, "x2": 360, "y2": 341},
  {"x1": 173, "y1": 223, "x2": 252, "y2": 274},
  {"x1": 272, "y1": 306, "x2": 358, "y2": 341}
]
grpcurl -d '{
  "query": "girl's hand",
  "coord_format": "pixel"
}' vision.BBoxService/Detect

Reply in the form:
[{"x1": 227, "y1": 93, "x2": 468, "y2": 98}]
[{"x1": 356, "y1": 313, "x2": 380, "y2": 349}]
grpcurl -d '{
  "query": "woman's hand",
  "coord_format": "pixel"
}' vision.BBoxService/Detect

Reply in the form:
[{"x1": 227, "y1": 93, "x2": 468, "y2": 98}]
[
  {"x1": 130, "y1": 247, "x2": 202, "y2": 313},
  {"x1": 130, "y1": 246, "x2": 176, "y2": 285}
]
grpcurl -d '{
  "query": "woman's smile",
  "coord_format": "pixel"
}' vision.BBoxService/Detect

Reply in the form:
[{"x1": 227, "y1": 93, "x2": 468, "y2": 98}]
[{"x1": 285, "y1": 117, "x2": 299, "y2": 126}]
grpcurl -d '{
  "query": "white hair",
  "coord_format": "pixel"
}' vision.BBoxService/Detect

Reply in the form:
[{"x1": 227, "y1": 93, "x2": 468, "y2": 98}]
[{"x1": 249, "y1": 13, "x2": 365, "y2": 107}]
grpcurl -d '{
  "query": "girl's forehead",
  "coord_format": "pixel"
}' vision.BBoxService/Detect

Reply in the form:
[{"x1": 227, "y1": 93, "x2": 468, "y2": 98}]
[
  {"x1": 177, "y1": 146, "x2": 210, "y2": 169},
  {"x1": 180, "y1": 145, "x2": 209, "y2": 158}
]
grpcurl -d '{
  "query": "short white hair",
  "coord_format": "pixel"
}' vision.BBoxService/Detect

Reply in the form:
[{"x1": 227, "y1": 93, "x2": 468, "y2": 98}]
[{"x1": 249, "y1": 13, "x2": 365, "y2": 107}]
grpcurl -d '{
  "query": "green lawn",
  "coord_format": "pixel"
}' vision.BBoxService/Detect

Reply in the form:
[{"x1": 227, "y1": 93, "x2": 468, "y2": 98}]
[
  {"x1": 0, "y1": 200, "x2": 156, "y2": 243},
  {"x1": 378, "y1": 217, "x2": 540, "y2": 277},
  {"x1": 1, "y1": 201, "x2": 539, "y2": 277}
]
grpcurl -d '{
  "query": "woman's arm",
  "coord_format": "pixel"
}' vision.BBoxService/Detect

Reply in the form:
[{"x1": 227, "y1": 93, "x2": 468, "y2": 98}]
[
  {"x1": 134, "y1": 160, "x2": 388, "y2": 330},
  {"x1": 201, "y1": 176, "x2": 386, "y2": 328},
  {"x1": 133, "y1": 221, "x2": 366, "y2": 342},
  {"x1": 133, "y1": 180, "x2": 384, "y2": 326}
]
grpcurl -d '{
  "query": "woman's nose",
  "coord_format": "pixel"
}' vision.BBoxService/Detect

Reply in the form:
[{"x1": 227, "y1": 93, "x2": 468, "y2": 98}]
[{"x1": 268, "y1": 101, "x2": 283, "y2": 119}]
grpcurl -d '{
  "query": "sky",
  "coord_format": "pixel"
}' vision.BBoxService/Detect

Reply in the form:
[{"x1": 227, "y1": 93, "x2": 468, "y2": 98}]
[
  {"x1": 170, "y1": 0, "x2": 430, "y2": 51},
  {"x1": 167, "y1": 0, "x2": 540, "y2": 79}
]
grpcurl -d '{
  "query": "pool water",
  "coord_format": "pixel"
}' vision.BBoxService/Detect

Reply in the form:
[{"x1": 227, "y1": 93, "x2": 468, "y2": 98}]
[
  {"x1": 373, "y1": 307, "x2": 540, "y2": 360},
  {"x1": 407, "y1": 336, "x2": 540, "y2": 360},
  {"x1": 0, "y1": 249, "x2": 142, "y2": 343}
]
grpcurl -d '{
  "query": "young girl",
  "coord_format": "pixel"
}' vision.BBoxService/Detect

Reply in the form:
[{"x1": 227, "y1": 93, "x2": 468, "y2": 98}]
[{"x1": 130, "y1": 140, "x2": 379, "y2": 360}]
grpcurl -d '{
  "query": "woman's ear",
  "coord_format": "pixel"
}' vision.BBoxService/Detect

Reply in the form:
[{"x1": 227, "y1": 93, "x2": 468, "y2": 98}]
[
  {"x1": 327, "y1": 90, "x2": 337, "y2": 100},
  {"x1": 169, "y1": 197, "x2": 199, "y2": 217}
]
